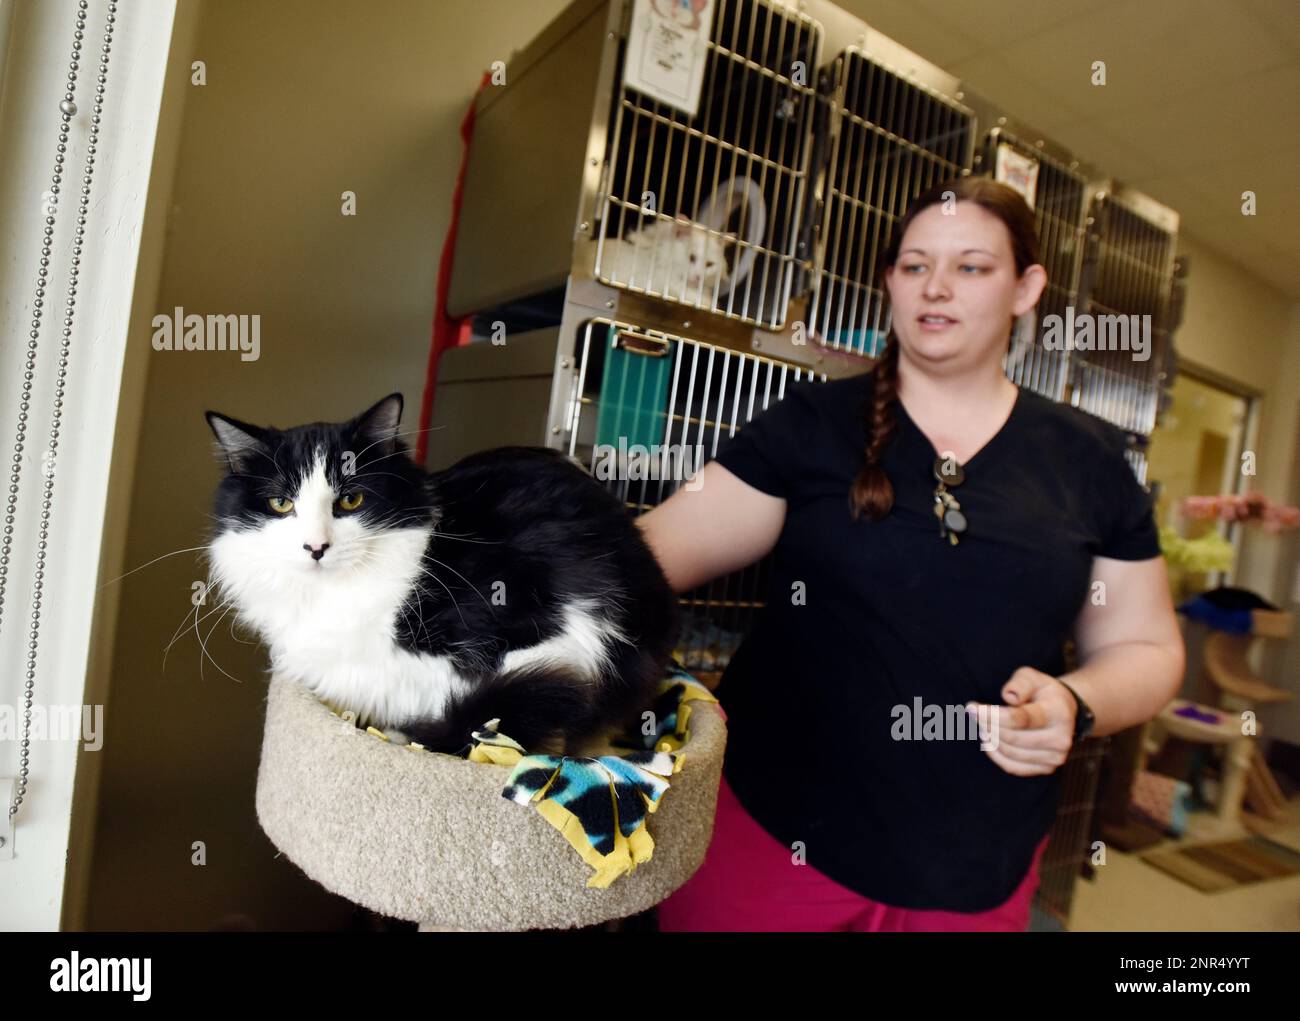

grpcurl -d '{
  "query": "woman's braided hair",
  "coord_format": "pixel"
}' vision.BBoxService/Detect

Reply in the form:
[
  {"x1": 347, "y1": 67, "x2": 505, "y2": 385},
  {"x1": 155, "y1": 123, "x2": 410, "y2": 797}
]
[{"x1": 848, "y1": 177, "x2": 1042, "y2": 522}]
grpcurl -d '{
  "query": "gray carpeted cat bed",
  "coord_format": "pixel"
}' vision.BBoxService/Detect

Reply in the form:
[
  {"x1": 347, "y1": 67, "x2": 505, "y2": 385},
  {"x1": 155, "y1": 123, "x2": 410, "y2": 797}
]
[{"x1": 255, "y1": 673, "x2": 726, "y2": 930}]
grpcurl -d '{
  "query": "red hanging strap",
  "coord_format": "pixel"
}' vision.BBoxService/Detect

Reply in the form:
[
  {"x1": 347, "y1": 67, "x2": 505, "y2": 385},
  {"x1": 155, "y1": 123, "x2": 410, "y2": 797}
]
[{"x1": 415, "y1": 71, "x2": 489, "y2": 466}]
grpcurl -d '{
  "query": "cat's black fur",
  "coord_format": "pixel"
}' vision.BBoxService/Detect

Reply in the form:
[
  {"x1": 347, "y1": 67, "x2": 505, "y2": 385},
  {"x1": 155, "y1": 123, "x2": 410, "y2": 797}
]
[{"x1": 206, "y1": 393, "x2": 680, "y2": 755}]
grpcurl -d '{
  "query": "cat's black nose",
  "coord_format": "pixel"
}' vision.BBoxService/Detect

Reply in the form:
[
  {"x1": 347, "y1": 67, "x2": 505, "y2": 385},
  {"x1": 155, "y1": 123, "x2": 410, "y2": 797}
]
[{"x1": 303, "y1": 542, "x2": 330, "y2": 561}]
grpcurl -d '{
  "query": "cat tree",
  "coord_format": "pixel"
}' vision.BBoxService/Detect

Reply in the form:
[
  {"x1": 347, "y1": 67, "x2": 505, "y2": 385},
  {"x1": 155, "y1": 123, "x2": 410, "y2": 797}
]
[{"x1": 254, "y1": 674, "x2": 727, "y2": 931}]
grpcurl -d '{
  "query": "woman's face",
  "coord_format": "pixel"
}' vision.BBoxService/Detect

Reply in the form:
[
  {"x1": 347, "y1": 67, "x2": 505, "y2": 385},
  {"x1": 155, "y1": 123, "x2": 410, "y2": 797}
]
[{"x1": 883, "y1": 200, "x2": 1046, "y2": 375}]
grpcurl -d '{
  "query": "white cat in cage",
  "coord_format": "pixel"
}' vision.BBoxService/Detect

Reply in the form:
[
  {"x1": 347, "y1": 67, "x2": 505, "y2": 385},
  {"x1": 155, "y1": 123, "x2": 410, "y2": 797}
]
[
  {"x1": 602, "y1": 214, "x2": 734, "y2": 306},
  {"x1": 599, "y1": 176, "x2": 766, "y2": 311}
]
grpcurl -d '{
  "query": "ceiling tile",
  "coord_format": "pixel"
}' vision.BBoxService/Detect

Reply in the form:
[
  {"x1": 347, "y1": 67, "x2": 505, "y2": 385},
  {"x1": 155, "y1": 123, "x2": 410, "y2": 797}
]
[
  {"x1": 1238, "y1": 245, "x2": 1299, "y2": 298},
  {"x1": 816, "y1": 0, "x2": 1300, "y2": 296},
  {"x1": 989, "y1": 0, "x2": 1292, "y2": 124},
  {"x1": 1187, "y1": 156, "x2": 1300, "y2": 227},
  {"x1": 1237, "y1": 0, "x2": 1300, "y2": 58},
  {"x1": 1173, "y1": 136, "x2": 1300, "y2": 177},
  {"x1": 1181, "y1": 228, "x2": 1299, "y2": 299},
  {"x1": 1121, "y1": 171, "x2": 1220, "y2": 220},
  {"x1": 910, "y1": 0, "x2": 1127, "y2": 50},
  {"x1": 1100, "y1": 64, "x2": 1300, "y2": 176},
  {"x1": 1034, "y1": 116, "x2": 1169, "y2": 181},
  {"x1": 943, "y1": 52, "x2": 1087, "y2": 134},
  {"x1": 827, "y1": 0, "x2": 985, "y2": 66}
]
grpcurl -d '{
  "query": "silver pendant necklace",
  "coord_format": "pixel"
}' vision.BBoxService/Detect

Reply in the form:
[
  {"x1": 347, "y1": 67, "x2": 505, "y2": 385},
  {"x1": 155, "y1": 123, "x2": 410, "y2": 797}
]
[
  {"x1": 2, "y1": 0, "x2": 118, "y2": 835},
  {"x1": 932, "y1": 455, "x2": 967, "y2": 546}
]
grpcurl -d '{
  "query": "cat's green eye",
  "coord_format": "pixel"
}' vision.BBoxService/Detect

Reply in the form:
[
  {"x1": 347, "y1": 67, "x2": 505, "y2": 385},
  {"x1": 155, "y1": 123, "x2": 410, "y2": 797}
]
[
  {"x1": 337, "y1": 491, "x2": 364, "y2": 512},
  {"x1": 268, "y1": 497, "x2": 294, "y2": 514}
]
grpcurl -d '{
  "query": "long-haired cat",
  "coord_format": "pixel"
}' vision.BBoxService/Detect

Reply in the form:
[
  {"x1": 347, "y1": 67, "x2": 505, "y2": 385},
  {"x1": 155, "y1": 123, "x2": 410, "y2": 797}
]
[
  {"x1": 602, "y1": 214, "x2": 733, "y2": 305},
  {"x1": 204, "y1": 394, "x2": 680, "y2": 756}
]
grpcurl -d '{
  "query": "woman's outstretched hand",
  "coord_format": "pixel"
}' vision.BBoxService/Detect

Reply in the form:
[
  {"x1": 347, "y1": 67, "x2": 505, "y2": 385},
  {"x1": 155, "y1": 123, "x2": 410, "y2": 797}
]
[{"x1": 966, "y1": 667, "x2": 1076, "y2": 777}]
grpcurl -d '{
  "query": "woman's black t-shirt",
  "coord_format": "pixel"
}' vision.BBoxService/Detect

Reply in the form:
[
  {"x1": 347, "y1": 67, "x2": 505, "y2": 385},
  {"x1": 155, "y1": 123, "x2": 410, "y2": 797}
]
[{"x1": 708, "y1": 367, "x2": 1162, "y2": 912}]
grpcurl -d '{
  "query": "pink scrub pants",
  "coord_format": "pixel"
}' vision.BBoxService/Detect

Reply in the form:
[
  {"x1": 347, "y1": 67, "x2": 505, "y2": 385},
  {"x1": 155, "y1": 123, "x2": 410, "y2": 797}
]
[{"x1": 656, "y1": 771, "x2": 1051, "y2": 932}]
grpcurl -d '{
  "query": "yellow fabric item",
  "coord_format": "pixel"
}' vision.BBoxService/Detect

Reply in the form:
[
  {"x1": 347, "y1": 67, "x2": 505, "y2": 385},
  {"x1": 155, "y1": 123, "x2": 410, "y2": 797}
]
[{"x1": 323, "y1": 672, "x2": 719, "y2": 888}]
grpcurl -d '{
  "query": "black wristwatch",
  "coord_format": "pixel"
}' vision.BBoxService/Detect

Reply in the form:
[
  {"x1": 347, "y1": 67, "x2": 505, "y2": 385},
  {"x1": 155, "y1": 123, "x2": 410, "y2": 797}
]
[{"x1": 1055, "y1": 677, "x2": 1096, "y2": 742}]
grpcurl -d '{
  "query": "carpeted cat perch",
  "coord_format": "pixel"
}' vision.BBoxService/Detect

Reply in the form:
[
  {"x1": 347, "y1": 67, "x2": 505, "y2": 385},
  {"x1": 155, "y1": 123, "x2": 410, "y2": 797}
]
[{"x1": 255, "y1": 668, "x2": 726, "y2": 931}]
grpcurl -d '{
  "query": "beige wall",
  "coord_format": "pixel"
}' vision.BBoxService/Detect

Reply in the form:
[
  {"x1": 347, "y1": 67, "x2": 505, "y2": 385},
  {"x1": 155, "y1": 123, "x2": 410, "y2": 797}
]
[
  {"x1": 81, "y1": 0, "x2": 571, "y2": 930},
  {"x1": 1158, "y1": 233, "x2": 1300, "y2": 746},
  {"x1": 79, "y1": 0, "x2": 1300, "y2": 928},
  {"x1": 1172, "y1": 233, "x2": 1299, "y2": 601},
  {"x1": 1172, "y1": 231, "x2": 1300, "y2": 731}
]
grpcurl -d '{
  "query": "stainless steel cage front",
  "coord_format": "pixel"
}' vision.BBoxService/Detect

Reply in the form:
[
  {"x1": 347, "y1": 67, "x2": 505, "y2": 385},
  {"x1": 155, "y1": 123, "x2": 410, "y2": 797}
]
[
  {"x1": 593, "y1": 0, "x2": 823, "y2": 330},
  {"x1": 807, "y1": 45, "x2": 975, "y2": 360},
  {"x1": 977, "y1": 126, "x2": 1089, "y2": 405},
  {"x1": 1071, "y1": 184, "x2": 1181, "y2": 481},
  {"x1": 562, "y1": 316, "x2": 827, "y2": 674}
]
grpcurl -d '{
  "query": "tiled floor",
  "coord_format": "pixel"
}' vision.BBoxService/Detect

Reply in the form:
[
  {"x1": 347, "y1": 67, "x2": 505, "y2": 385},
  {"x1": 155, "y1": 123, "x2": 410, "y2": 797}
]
[{"x1": 1068, "y1": 796, "x2": 1300, "y2": 931}]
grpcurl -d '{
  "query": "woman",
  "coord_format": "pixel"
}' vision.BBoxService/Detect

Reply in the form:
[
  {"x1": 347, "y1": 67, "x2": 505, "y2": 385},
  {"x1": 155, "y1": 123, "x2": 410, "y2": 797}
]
[{"x1": 636, "y1": 177, "x2": 1184, "y2": 932}]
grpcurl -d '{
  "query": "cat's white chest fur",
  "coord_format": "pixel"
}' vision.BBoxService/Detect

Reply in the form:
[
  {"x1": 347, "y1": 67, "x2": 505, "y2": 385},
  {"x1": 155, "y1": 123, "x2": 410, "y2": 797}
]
[{"x1": 211, "y1": 521, "x2": 464, "y2": 727}]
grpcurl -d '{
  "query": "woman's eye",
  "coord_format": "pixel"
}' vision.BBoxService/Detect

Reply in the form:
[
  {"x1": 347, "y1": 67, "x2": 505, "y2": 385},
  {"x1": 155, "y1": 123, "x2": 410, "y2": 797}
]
[
  {"x1": 337, "y1": 491, "x2": 364, "y2": 511},
  {"x1": 268, "y1": 497, "x2": 294, "y2": 514},
  {"x1": 960, "y1": 264, "x2": 989, "y2": 273}
]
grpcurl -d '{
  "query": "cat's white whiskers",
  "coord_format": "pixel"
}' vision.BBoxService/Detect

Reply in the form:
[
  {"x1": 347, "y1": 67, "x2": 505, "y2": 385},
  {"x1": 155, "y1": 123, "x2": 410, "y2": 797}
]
[
  {"x1": 202, "y1": 601, "x2": 244, "y2": 682},
  {"x1": 403, "y1": 574, "x2": 434, "y2": 648},
  {"x1": 348, "y1": 425, "x2": 440, "y2": 463},
  {"x1": 227, "y1": 611, "x2": 257, "y2": 646},
  {"x1": 193, "y1": 593, "x2": 245, "y2": 685},
  {"x1": 99, "y1": 544, "x2": 215, "y2": 590},
  {"x1": 419, "y1": 554, "x2": 495, "y2": 613},
  {"x1": 391, "y1": 592, "x2": 420, "y2": 647},
  {"x1": 163, "y1": 593, "x2": 231, "y2": 669},
  {"x1": 413, "y1": 562, "x2": 469, "y2": 630},
  {"x1": 344, "y1": 472, "x2": 409, "y2": 488},
  {"x1": 425, "y1": 528, "x2": 502, "y2": 546},
  {"x1": 162, "y1": 599, "x2": 204, "y2": 670}
]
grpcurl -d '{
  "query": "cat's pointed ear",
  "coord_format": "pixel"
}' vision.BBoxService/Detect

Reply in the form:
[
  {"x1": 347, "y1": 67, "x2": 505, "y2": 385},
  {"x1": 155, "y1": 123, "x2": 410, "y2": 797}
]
[
  {"x1": 352, "y1": 393, "x2": 404, "y2": 456},
  {"x1": 673, "y1": 214, "x2": 693, "y2": 239},
  {"x1": 205, "y1": 411, "x2": 269, "y2": 474}
]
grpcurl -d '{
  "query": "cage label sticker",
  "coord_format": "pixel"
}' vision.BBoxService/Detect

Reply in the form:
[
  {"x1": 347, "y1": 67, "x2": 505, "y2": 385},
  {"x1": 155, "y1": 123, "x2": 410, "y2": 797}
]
[
  {"x1": 995, "y1": 142, "x2": 1039, "y2": 210},
  {"x1": 624, "y1": 0, "x2": 716, "y2": 119}
]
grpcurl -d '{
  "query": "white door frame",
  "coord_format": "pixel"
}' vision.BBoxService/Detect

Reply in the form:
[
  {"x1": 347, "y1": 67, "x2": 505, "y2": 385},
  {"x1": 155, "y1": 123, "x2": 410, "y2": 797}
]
[{"x1": 0, "y1": 0, "x2": 184, "y2": 931}]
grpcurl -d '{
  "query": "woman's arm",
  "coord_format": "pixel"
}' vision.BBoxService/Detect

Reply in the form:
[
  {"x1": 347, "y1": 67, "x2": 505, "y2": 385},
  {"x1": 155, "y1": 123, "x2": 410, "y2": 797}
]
[
  {"x1": 634, "y1": 461, "x2": 787, "y2": 594},
  {"x1": 972, "y1": 554, "x2": 1185, "y2": 776},
  {"x1": 1057, "y1": 553, "x2": 1186, "y2": 737}
]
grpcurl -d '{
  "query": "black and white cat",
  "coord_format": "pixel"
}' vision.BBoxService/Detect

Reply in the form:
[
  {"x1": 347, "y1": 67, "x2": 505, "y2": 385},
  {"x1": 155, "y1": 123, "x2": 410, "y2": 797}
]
[{"x1": 204, "y1": 393, "x2": 679, "y2": 756}]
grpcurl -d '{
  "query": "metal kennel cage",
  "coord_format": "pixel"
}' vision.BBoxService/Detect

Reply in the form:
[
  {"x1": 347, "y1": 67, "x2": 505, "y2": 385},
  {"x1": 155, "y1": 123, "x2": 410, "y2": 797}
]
[
  {"x1": 445, "y1": 0, "x2": 825, "y2": 333},
  {"x1": 807, "y1": 44, "x2": 975, "y2": 359},
  {"x1": 427, "y1": 320, "x2": 826, "y2": 675},
  {"x1": 433, "y1": 0, "x2": 1187, "y2": 929},
  {"x1": 963, "y1": 100, "x2": 1091, "y2": 406},
  {"x1": 1070, "y1": 182, "x2": 1182, "y2": 483},
  {"x1": 593, "y1": 0, "x2": 823, "y2": 328},
  {"x1": 568, "y1": 318, "x2": 826, "y2": 668}
]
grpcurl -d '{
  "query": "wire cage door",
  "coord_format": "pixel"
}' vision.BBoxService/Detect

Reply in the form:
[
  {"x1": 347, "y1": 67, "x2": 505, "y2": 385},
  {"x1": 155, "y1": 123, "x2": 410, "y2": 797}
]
[
  {"x1": 562, "y1": 317, "x2": 825, "y2": 675},
  {"x1": 594, "y1": 0, "x2": 823, "y2": 329},
  {"x1": 808, "y1": 46, "x2": 975, "y2": 360},
  {"x1": 978, "y1": 128, "x2": 1089, "y2": 404},
  {"x1": 1071, "y1": 189, "x2": 1180, "y2": 482}
]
